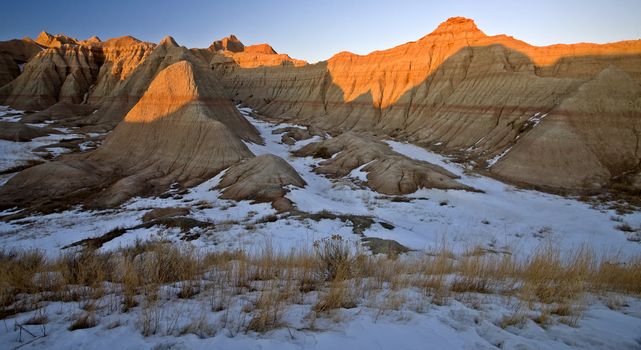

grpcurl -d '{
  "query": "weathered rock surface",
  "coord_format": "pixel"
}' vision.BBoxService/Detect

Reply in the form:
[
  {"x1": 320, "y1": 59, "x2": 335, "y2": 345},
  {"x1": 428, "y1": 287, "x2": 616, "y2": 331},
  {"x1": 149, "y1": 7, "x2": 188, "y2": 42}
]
[
  {"x1": 19, "y1": 101, "x2": 95, "y2": 124},
  {"x1": 216, "y1": 17, "x2": 641, "y2": 193},
  {"x1": 1, "y1": 17, "x2": 640, "y2": 208},
  {"x1": 0, "y1": 121, "x2": 59, "y2": 141},
  {"x1": 0, "y1": 33, "x2": 156, "y2": 115},
  {"x1": 208, "y1": 35, "x2": 306, "y2": 68},
  {"x1": 295, "y1": 133, "x2": 472, "y2": 194},
  {"x1": 0, "y1": 37, "x2": 41, "y2": 87},
  {"x1": 0, "y1": 60, "x2": 259, "y2": 211},
  {"x1": 216, "y1": 154, "x2": 306, "y2": 211}
]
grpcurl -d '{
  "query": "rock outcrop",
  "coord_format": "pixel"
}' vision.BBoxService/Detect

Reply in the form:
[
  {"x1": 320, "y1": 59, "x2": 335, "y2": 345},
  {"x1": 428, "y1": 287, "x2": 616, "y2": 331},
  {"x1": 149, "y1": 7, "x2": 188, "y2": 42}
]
[
  {"x1": 210, "y1": 35, "x2": 245, "y2": 53},
  {"x1": 0, "y1": 37, "x2": 41, "y2": 86},
  {"x1": 208, "y1": 35, "x2": 306, "y2": 68},
  {"x1": 1, "y1": 17, "x2": 640, "y2": 205},
  {"x1": 217, "y1": 17, "x2": 641, "y2": 193},
  {"x1": 0, "y1": 33, "x2": 156, "y2": 115},
  {"x1": 0, "y1": 121, "x2": 59, "y2": 142},
  {"x1": 216, "y1": 154, "x2": 306, "y2": 211},
  {"x1": 294, "y1": 133, "x2": 472, "y2": 194},
  {"x1": 0, "y1": 60, "x2": 260, "y2": 211}
]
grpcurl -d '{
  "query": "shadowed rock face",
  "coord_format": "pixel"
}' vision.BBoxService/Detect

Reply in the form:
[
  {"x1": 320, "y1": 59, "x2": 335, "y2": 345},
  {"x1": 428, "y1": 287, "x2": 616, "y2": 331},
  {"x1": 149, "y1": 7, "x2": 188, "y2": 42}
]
[
  {"x1": 0, "y1": 60, "x2": 260, "y2": 211},
  {"x1": 216, "y1": 17, "x2": 641, "y2": 192},
  {"x1": 216, "y1": 154, "x2": 306, "y2": 211},
  {"x1": 0, "y1": 38, "x2": 42, "y2": 86},
  {"x1": 294, "y1": 132, "x2": 472, "y2": 194},
  {"x1": 1, "y1": 16, "x2": 640, "y2": 207},
  {"x1": 0, "y1": 121, "x2": 60, "y2": 142}
]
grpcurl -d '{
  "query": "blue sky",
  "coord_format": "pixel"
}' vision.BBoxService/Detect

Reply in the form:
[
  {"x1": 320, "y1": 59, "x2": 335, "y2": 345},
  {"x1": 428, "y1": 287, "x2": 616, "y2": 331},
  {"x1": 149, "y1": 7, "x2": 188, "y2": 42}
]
[{"x1": 1, "y1": 0, "x2": 640, "y2": 62}]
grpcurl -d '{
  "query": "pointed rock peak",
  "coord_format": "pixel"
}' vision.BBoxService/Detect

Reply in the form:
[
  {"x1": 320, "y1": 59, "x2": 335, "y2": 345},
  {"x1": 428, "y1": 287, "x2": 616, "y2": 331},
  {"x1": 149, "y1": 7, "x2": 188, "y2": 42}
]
[
  {"x1": 210, "y1": 34, "x2": 245, "y2": 52},
  {"x1": 426, "y1": 16, "x2": 486, "y2": 40},
  {"x1": 34, "y1": 31, "x2": 78, "y2": 47},
  {"x1": 34, "y1": 31, "x2": 53, "y2": 45},
  {"x1": 159, "y1": 35, "x2": 179, "y2": 47},
  {"x1": 36, "y1": 31, "x2": 53, "y2": 40},
  {"x1": 86, "y1": 35, "x2": 102, "y2": 43}
]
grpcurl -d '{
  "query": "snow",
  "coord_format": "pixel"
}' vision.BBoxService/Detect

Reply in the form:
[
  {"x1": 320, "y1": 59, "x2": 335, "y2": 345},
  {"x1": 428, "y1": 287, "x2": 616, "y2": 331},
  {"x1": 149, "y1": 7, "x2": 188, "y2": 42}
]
[
  {"x1": 0, "y1": 106, "x2": 108, "y2": 184},
  {"x1": 1, "y1": 106, "x2": 640, "y2": 258},
  {"x1": 1, "y1": 288, "x2": 640, "y2": 349},
  {"x1": 486, "y1": 146, "x2": 512, "y2": 168},
  {"x1": 1, "y1": 105, "x2": 641, "y2": 349}
]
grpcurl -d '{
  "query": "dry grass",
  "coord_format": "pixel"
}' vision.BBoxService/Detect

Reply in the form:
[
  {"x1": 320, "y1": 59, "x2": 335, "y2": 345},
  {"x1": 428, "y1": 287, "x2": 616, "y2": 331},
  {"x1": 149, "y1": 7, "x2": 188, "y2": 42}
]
[
  {"x1": 1, "y1": 238, "x2": 640, "y2": 335},
  {"x1": 68, "y1": 311, "x2": 98, "y2": 331}
]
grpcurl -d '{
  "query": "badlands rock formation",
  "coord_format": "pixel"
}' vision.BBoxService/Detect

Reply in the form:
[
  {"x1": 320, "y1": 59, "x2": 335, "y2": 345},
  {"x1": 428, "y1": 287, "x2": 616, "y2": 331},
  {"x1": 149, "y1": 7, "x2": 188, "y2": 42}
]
[
  {"x1": 216, "y1": 17, "x2": 641, "y2": 192},
  {"x1": 0, "y1": 60, "x2": 259, "y2": 210},
  {"x1": 0, "y1": 17, "x2": 640, "y2": 213},
  {"x1": 295, "y1": 133, "x2": 471, "y2": 194},
  {"x1": 207, "y1": 35, "x2": 306, "y2": 69},
  {"x1": 217, "y1": 154, "x2": 306, "y2": 211},
  {"x1": 0, "y1": 121, "x2": 59, "y2": 142},
  {"x1": 0, "y1": 37, "x2": 41, "y2": 87},
  {"x1": 0, "y1": 32, "x2": 156, "y2": 112}
]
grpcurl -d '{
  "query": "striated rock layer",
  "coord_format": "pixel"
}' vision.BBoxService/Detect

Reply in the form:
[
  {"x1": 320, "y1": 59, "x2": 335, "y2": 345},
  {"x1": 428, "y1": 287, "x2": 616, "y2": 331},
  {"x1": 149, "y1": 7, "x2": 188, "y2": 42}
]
[
  {"x1": 217, "y1": 154, "x2": 306, "y2": 211},
  {"x1": 216, "y1": 17, "x2": 641, "y2": 192},
  {"x1": 0, "y1": 60, "x2": 260, "y2": 211},
  {"x1": 1, "y1": 17, "x2": 640, "y2": 203},
  {"x1": 0, "y1": 32, "x2": 156, "y2": 112}
]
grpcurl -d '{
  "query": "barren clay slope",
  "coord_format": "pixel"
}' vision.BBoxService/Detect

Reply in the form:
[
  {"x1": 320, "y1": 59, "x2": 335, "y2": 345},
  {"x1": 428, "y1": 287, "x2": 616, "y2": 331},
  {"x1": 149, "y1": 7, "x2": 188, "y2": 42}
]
[
  {"x1": 216, "y1": 17, "x2": 641, "y2": 192},
  {"x1": 0, "y1": 60, "x2": 259, "y2": 211},
  {"x1": 0, "y1": 32, "x2": 156, "y2": 112}
]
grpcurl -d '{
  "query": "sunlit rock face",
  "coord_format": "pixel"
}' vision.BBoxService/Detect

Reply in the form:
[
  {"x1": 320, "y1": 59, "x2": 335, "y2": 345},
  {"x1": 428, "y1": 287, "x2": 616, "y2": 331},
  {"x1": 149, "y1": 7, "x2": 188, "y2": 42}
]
[
  {"x1": 216, "y1": 17, "x2": 641, "y2": 192},
  {"x1": 0, "y1": 16, "x2": 640, "y2": 207},
  {"x1": 0, "y1": 60, "x2": 259, "y2": 211}
]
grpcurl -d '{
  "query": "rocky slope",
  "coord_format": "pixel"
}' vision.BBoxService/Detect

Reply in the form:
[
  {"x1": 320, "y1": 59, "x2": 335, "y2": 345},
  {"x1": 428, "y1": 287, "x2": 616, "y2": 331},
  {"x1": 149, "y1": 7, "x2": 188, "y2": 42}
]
[
  {"x1": 215, "y1": 17, "x2": 641, "y2": 193},
  {"x1": 0, "y1": 17, "x2": 640, "y2": 210},
  {"x1": 0, "y1": 60, "x2": 259, "y2": 211},
  {"x1": 0, "y1": 31, "x2": 156, "y2": 112}
]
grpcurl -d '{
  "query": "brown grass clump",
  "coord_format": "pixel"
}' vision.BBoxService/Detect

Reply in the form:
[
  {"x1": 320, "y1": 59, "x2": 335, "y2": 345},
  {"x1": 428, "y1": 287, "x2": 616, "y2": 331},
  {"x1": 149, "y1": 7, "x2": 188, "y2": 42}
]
[{"x1": 68, "y1": 311, "x2": 98, "y2": 331}]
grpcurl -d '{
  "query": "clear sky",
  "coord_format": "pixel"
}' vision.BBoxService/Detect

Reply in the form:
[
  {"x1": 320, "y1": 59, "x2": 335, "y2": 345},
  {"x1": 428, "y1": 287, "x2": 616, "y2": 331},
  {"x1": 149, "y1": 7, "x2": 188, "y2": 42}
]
[{"x1": 1, "y1": 0, "x2": 640, "y2": 63}]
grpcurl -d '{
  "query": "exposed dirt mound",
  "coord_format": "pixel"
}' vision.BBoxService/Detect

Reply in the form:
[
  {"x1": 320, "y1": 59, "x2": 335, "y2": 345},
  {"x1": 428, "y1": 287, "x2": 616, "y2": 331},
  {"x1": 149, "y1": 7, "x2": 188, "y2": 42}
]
[
  {"x1": 19, "y1": 101, "x2": 95, "y2": 124},
  {"x1": 294, "y1": 133, "x2": 472, "y2": 194},
  {"x1": 216, "y1": 154, "x2": 306, "y2": 211},
  {"x1": 0, "y1": 122, "x2": 60, "y2": 141}
]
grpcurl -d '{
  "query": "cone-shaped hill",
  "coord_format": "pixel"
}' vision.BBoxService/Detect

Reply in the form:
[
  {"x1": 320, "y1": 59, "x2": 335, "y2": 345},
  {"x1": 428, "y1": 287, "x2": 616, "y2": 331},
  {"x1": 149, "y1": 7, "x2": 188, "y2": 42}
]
[{"x1": 0, "y1": 60, "x2": 262, "y2": 211}]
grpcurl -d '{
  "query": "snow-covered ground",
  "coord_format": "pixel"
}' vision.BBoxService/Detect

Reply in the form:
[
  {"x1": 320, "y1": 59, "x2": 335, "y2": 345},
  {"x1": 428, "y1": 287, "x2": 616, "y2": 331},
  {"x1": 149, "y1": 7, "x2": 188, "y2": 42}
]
[
  {"x1": 1, "y1": 105, "x2": 641, "y2": 349},
  {"x1": 1, "y1": 106, "x2": 640, "y2": 256},
  {"x1": 2, "y1": 292, "x2": 641, "y2": 350},
  {"x1": 0, "y1": 106, "x2": 106, "y2": 185}
]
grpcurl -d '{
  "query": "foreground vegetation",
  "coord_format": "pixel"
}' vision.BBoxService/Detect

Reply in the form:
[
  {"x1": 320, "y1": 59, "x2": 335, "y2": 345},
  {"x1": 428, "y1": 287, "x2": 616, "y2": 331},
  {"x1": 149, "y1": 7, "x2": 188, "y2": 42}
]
[{"x1": 1, "y1": 235, "x2": 640, "y2": 338}]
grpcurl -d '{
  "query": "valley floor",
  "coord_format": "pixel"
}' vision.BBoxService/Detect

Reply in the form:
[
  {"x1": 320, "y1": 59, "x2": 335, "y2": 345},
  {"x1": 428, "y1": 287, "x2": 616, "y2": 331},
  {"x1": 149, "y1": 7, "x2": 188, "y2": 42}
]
[{"x1": 1, "y1": 105, "x2": 640, "y2": 349}]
